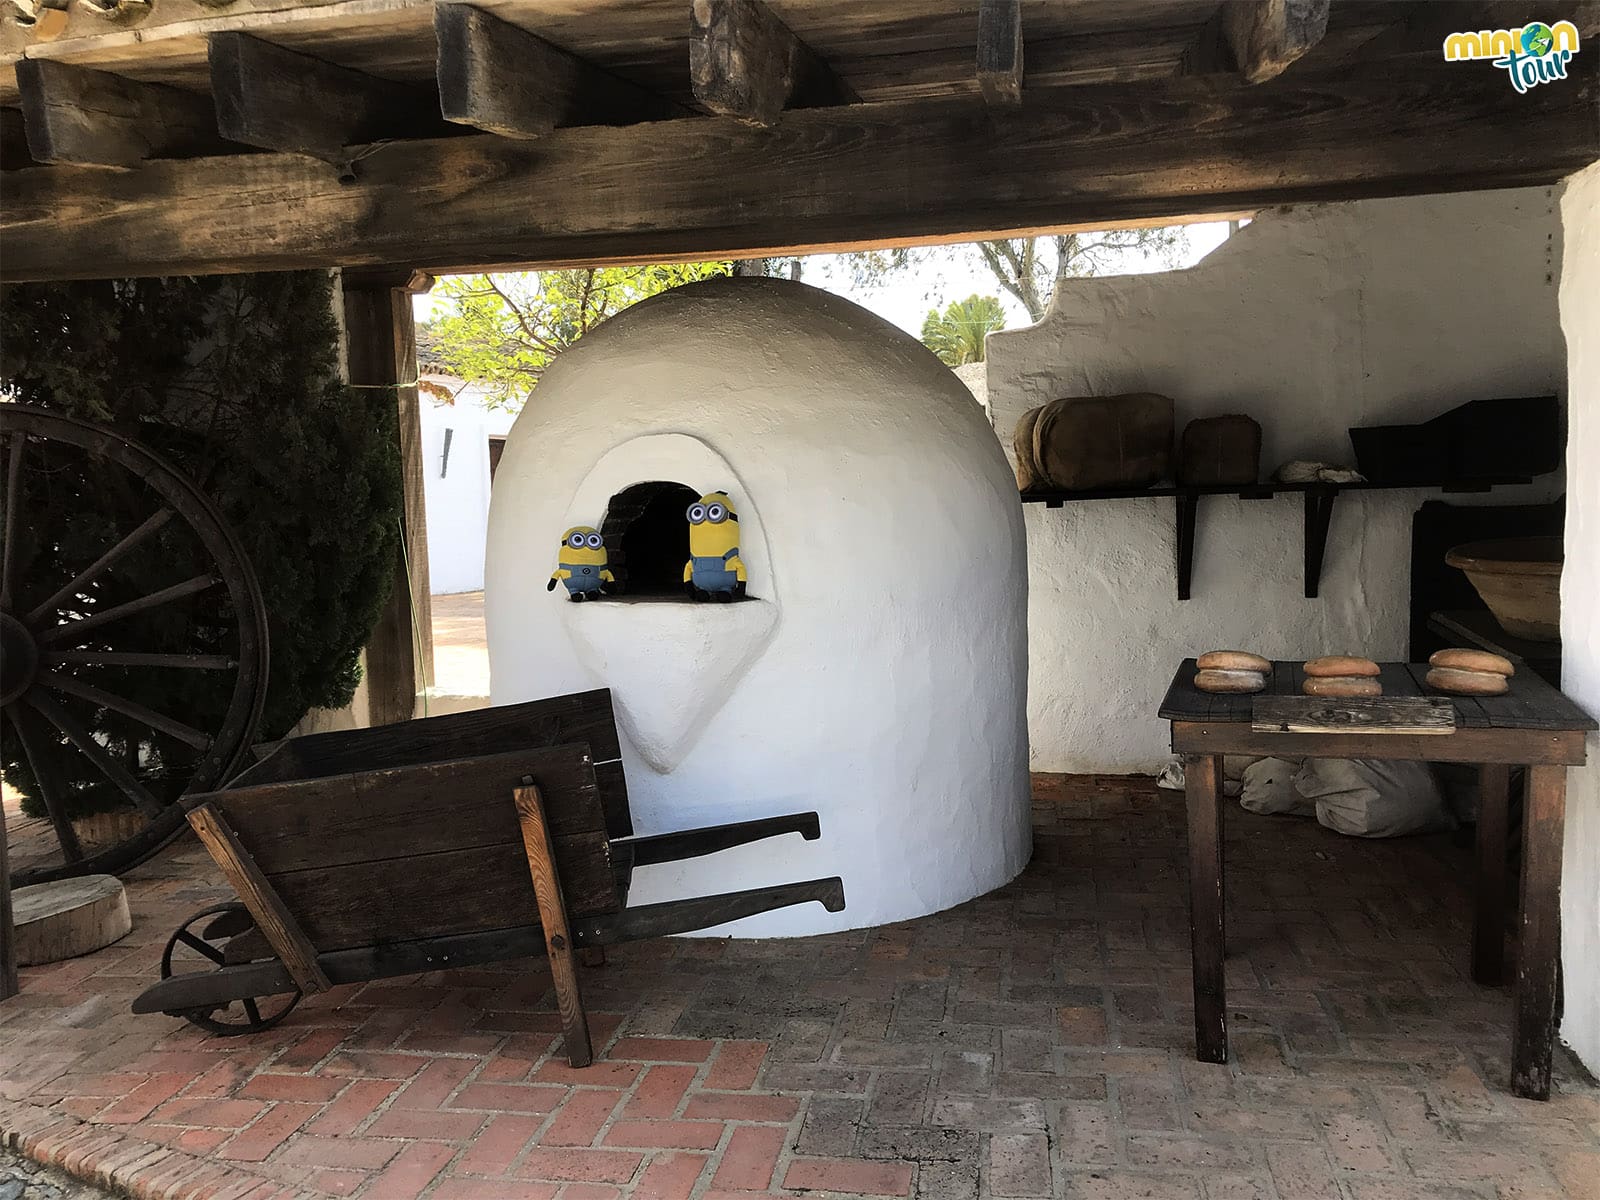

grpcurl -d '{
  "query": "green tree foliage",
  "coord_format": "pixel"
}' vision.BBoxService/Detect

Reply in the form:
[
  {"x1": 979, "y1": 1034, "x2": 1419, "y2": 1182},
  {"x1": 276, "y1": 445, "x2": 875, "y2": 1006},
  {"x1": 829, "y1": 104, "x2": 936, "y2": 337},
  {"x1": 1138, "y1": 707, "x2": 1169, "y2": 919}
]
[
  {"x1": 847, "y1": 227, "x2": 1189, "y2": 322},
  {"x1": 920, "y1": 295, "x2": 1006, "y2": 365},
  {"x1": 1, "y1": 272, "x2": 400, "y2": 815},
  {"x1": 424, "y1": 263, "x2": 731, "y2": 407}
]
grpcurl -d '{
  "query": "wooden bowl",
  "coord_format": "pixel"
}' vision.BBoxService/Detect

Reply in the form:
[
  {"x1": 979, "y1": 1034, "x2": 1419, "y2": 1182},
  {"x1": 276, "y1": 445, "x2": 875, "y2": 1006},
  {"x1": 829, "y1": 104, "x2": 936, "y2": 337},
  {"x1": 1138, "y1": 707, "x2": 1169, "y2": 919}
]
[{"x1": 1445, "y1": 537, "x2": 1563, "y2": 641}]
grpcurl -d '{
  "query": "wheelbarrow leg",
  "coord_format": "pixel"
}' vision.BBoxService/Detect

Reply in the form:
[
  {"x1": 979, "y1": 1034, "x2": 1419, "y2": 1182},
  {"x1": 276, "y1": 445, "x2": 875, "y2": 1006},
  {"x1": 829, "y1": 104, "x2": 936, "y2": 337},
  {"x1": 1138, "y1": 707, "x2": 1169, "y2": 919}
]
[{"x1": 514, "y1": 778, "x2": 593, "y2": 1068}]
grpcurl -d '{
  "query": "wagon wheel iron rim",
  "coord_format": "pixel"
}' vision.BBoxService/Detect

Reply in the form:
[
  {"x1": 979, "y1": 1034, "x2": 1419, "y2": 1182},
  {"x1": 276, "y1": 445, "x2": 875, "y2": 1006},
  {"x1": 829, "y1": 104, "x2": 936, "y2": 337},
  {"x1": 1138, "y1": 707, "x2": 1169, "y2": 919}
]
[
  {"x1": 0, "y1": 405, "x2": 269, "y2": 886},
  {"x1": 160, "y1": 902, "x2": 302, "y2": 1035}
]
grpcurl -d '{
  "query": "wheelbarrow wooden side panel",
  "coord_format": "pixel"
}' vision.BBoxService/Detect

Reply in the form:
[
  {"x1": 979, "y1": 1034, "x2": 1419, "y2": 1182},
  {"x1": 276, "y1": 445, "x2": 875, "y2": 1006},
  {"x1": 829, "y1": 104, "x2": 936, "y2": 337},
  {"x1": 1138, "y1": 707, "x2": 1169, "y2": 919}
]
[
  {"x1": 236, "y1": 690, "x2": 632, "y2": 839},
  {"x1": 184, "y1": 744, "x2": 620, "y2": 957}
]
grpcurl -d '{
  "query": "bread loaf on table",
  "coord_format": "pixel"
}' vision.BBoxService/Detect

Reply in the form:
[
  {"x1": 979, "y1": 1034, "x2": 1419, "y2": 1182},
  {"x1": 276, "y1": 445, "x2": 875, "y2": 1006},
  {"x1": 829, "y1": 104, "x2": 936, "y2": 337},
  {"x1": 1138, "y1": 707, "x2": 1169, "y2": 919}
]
[
  {"x1": 1195, "y1": 668, "x2": 1266, "y2": 694},
  {"x1": 1302, "y1": 675, "x2": 1383, "y2": 698},
  {"x1": 1429, "y1": 648, "x2": 1514, "y2": 677},
  {"x1": 1304, "y1": 655, "x2": 1381, "y2": 678},
  {"x1": 1198, "y1": 650, "x2": 1271, "y2": 673},
  {"x1": 1426, "y1": 666, "x2": 1510, "y2": 696}
]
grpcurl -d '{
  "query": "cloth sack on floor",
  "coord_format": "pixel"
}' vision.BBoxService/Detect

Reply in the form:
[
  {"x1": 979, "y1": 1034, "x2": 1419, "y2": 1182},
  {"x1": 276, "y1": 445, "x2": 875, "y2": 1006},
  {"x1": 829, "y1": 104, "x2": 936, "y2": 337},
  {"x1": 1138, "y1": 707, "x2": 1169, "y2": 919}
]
[
  {"x1": 1293, "y1": 758, "x2": 1455, "y2": 837},
  {"x1": 1239, "y1": 757, "x2": 1312, "y2": 817}
]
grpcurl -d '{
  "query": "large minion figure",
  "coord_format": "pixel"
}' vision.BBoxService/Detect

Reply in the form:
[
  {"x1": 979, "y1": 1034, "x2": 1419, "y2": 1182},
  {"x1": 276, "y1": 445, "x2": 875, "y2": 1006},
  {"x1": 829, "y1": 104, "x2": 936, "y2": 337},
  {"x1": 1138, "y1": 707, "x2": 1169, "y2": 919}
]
[
  {"x1": 547, "y1": 526, "x2": 613, "y2": 601},
  {"x1": 684, "y1": 491, "x2": 747, "y2": 601}
]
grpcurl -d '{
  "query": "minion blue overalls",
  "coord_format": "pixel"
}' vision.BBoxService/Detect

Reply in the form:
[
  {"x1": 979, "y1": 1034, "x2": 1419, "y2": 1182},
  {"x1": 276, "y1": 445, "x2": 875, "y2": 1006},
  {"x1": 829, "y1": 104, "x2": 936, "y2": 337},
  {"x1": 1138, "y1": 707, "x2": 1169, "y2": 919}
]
[
  {"x1": 690, "y1": 548, "x2": 742, "y2": 594},
  {"x1": 559, "y1": 560, "x2": 605, "y2": 596}
]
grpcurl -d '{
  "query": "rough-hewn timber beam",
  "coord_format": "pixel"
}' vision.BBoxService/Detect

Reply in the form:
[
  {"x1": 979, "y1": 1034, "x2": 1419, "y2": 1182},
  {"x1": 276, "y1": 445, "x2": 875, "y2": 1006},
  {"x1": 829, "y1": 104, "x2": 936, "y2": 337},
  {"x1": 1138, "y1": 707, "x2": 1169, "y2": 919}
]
[
  {"x1": 1, "y1": 67, "x2": 1594, "y2": 282},
  {"x1": 16, "y1": 58, "x2": 227, "y2": 167},
  {"x1": 0, "y1": 108, "x2": 35, "y2": 171},
  {"x1": 208, "y1": 31, "x2": 433, "y2": 169},
  {"x1": 435, "y1": 4, "x2": 683, "y2": 138},
  {"x1": 1188, "y1": 0, "x2": 1331, "y2": 83},
  {"x1": 689, "y1": 0, "x2": 858, "y2": 126},
  {"x1": 976, "y1": 0, "x2": 1022, "y2": 105}
]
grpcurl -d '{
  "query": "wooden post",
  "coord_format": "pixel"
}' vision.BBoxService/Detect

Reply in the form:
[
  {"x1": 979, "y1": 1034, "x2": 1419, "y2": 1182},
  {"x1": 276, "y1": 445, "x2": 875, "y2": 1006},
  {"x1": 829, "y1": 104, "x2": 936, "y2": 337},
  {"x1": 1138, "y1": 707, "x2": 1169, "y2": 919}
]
[
  {"x1": 341, "y1": 269, "x2": 434, "y2": 728},
  {"x1": 1512, "y1": 764, "x2": 1567, "y2": 1100},
  {"x1": 1, "y1": 780, "x2": 17, "y2": 999},
  {"x1": 514, "y1": 778, "x2": 593, "y2": 1067},
  {"x1": 1472, "y1": 762, "x2": 1512, "y2": 985},
  {"x1": 1185, "y1": 753, "x2": 1227, "y2": 1064}
]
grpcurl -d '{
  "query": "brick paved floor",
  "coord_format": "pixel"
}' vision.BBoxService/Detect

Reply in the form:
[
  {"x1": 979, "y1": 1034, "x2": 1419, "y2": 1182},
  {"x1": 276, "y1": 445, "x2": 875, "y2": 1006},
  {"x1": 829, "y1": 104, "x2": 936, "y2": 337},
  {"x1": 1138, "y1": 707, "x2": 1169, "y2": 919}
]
[{"x1": 2, "y1": 774, "x2": 1598, "y2": 1200}]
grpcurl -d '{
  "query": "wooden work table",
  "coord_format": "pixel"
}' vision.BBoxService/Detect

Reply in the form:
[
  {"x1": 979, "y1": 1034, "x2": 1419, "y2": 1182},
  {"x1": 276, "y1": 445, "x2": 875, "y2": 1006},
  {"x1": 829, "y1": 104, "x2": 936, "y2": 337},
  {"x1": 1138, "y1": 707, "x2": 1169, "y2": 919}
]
[{"x1": 1159, "y1": 659, "x2": 1596, "y2": 1101}]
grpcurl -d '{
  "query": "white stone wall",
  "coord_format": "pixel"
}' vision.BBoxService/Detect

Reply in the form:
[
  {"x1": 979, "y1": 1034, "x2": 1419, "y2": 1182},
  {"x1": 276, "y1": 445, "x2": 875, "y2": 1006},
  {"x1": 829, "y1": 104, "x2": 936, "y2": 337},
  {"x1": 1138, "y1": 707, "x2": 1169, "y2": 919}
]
[
  {"x1": 985, "y1": 189, "x2": 1566, "y2": 773},
  {"x1": 420, "y1": 380, "x2": 517, "y2": 595},
  {"x1": 486, "y1": 278, "x2": 1032, "y2": 936},
  {"x1": 1557, "y1": 163, "x2": 1600, "y2": 1075}
]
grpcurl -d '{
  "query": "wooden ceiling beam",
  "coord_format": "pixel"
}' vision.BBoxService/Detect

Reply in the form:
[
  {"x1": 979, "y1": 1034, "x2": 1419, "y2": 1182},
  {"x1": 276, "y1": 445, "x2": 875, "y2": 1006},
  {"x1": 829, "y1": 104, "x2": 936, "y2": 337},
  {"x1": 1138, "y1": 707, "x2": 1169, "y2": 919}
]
[
  {"x1": 434, "y1": 4, "x2": 685, "y2": 138},
  {"x1": 976, "y1": 0, "x2": 1023, "y2": 105},
  {"x1": 15, "y1": 58, "x2": 228, "y2": 167},
  {"x1": 0, "y1": 107, "x2": 38, "y2": 170},
  {"x1": 1187, "y1": 0, "x2": 1331, "y2": 83},
  {"x1": 208, "y1": 31, "x2": 435, "y2": 170},
  {"x1": 689, "y1": 0, "x2": 859, "y2": 126},
  {"x1": 1, "y1": 65, "x2": 1593, "y2": 282}
]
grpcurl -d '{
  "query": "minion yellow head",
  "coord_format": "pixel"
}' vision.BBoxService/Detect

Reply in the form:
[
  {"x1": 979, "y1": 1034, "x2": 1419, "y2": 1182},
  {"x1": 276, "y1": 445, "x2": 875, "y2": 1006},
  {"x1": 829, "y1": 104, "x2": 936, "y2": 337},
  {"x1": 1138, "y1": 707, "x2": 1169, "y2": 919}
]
[
  {"x1": 559, "y1": 525, "x2": 607, "y2": 566},
  {"x1": 687, "y1": 491, "x2": 739, "y2": 557}
]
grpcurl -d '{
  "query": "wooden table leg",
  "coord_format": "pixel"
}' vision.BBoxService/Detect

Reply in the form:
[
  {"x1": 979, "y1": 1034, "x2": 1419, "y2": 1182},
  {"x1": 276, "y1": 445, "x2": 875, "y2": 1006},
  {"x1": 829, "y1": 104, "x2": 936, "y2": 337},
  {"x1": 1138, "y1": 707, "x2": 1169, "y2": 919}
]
[
  {"x1": 1472, "y1": 763, "x2": 1512, "y2": 985},
  {"x1": 1511, "y1": 764, "x2": 1566, "y2": 1100},
  {"x1": 1185, "y1": 753, "x2": 1227, "y2": 1064}
]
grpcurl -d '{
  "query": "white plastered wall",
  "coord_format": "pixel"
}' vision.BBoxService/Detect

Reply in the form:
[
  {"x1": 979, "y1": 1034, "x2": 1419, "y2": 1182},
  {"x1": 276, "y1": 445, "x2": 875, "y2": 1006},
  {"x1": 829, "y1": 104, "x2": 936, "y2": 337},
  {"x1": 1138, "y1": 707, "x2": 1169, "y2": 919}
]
[
  {"x1": 419, "y1": 380, "x2": 517, "y2": 595},
  {"x1": 1557, "y1": 162, "x2": 1600, "y2": 1075},
  {"x1": 486, "y1": 278, "x2": 1032, "y2": 935},
  {"x1": 985, "y1": 189, "x2": 1566, "y2": 773}
]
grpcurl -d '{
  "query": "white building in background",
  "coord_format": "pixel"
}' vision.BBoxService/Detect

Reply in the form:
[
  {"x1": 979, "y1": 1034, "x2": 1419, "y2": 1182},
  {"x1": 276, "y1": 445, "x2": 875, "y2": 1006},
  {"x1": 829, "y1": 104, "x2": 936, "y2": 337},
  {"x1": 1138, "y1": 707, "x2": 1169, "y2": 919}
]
[{"x1": 418, "y1": 372, "x2": 517, "y2": 595}]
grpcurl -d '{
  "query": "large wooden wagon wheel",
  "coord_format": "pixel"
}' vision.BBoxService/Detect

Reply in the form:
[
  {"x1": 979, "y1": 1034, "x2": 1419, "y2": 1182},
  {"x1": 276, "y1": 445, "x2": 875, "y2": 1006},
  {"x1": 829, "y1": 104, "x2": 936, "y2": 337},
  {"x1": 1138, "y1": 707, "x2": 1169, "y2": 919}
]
[{"x1": 0, "y1": 405, "x2": 269, "y2": 885}]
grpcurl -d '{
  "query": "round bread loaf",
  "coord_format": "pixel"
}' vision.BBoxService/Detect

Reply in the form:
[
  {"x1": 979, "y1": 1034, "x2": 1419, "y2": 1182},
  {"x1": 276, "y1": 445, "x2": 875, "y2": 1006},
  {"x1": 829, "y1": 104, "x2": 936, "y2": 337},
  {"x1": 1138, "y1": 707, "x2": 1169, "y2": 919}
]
[
  {"x1": 1426, "y1": 666, "x2": 1510, "y2": 696},
  {"x1": 1304, "y1": 655, "x2": 1381, "y2": 678},
  {"x1": 1195, "y1": 668, "x2": 1266, "y2": 694},
  {"x1": 1197, "y1": 650, "x2": 1271, "y2": 673},
  {"x1": 1429, "y1": 648, "x2": 1514, "y2": 677},
  {"x1": 1302, "y1": 675, "x2": 1382, "y2": 698}
]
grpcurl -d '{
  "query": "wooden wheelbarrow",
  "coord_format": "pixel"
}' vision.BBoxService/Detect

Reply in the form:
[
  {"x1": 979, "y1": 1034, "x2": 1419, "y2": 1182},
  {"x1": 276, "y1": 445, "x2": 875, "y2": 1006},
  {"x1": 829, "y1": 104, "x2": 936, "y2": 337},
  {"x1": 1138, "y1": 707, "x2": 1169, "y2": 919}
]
[{"x1": 133, "y1": 689, "x2": 844, "y2": 1065}]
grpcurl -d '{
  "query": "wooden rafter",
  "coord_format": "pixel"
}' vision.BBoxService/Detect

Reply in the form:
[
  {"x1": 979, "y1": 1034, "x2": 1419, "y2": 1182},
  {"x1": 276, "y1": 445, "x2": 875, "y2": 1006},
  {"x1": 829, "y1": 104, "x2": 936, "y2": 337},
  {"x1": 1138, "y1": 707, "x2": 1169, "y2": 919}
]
[
  {"x1": 689, "y1": 0, "x2": 858, "y2": 126},
  {"x1": 976, "y1": 0, "x2": 1022, "y2": 106},
  {"x1": 1188, "y1": 0, "x2": 1332, "y2": 84},
  {"x1": 16, "y1": 58, "x2": 227, "y2": 166},
  {"x1": 208, "y1": 31, "x2": 432, "y2": 169},
  {"x1": 435, "y1": 4, "x2": 684, "y2": 138},
  {"x1": 1, "y1": 63, "x2": 1592, "y2": 283}
]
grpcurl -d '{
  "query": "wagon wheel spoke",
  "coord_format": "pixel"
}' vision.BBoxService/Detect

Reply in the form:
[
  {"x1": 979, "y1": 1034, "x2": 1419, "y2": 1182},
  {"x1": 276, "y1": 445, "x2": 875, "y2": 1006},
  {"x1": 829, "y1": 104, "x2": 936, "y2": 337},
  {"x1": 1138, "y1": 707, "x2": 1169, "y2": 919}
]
[
  {"x1": 43, "y1": 651, "x2": 236, "y2": 671},
  {"x1": 242, "y1": 997, "x2": 263, "y2": 1026},
  {"x1": 40, "y1": 670, "x2": 212, "y2": 750},
  {"x1": 174, "y1": 928, "x2": 227, "y2": 965},
  {"x1": 25, "y1": 508, "x2": 175, "y2": 626},
  {"x1": 4, "y1": 702, "x2": 86, "y2": 863},
  {"x1": 37, "y1": 573, "x2": 221, "y2": 646},
  {"x1": 26, "y1": 691, "x2": 165, "y2": 819},
  {"x1": 1, "y1": 432, "x2": 24, "y2": 610}
]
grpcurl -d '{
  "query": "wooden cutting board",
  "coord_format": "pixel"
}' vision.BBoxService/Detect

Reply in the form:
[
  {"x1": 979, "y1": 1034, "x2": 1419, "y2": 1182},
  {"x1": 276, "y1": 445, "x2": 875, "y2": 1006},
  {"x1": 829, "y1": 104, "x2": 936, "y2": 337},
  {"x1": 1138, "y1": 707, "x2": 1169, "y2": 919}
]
[{"x1": 1252, "y1": 696, "x2": 1456, "y2": 736}]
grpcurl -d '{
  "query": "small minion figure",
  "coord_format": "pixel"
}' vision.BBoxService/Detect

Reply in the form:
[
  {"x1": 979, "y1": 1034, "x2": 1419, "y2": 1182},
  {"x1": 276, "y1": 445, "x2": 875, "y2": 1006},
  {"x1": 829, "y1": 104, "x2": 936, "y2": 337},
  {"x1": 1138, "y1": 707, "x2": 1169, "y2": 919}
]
[
  {"x1": 547, "y1": 526, "x2": 613, "y2": 601},
  {"x1": 684, "y1": 491, "x2": 747, "y2": 601}
]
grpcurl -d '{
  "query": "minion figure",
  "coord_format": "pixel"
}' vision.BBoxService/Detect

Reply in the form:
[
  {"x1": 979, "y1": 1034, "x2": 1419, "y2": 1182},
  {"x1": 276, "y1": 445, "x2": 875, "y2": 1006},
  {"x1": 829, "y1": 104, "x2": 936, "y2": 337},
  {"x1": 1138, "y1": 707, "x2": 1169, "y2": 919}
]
[
  {"x1": 547, "y1": 526, "x2": 614, "y2": 601},
  {"x1": 684, "y1": 491, "x2": 747, "y2": 601}
]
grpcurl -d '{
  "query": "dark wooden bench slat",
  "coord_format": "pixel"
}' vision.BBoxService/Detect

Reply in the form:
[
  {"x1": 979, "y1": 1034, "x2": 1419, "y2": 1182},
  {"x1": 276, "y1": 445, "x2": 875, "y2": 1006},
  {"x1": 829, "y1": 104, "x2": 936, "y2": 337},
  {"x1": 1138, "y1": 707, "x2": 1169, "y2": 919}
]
[{"x1": 284, "y1": 690, "x2": 622, "y2": 772}]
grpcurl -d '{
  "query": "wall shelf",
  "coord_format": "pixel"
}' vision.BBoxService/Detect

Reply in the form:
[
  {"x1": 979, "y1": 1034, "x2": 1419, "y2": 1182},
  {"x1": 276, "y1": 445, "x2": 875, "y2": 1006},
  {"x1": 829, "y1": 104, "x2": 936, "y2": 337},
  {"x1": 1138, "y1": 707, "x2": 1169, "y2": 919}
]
[{"x1": 1020, "y1": 477, "x2": 1533, "y2": 601}]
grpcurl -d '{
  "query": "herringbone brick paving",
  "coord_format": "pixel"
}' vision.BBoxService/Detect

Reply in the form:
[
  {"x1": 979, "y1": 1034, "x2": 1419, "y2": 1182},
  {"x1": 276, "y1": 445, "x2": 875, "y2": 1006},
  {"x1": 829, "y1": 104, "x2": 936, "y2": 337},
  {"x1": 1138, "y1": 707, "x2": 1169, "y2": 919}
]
[{"x1": 2, "y1": 774, "x2": 1597, "y2": 1199}]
